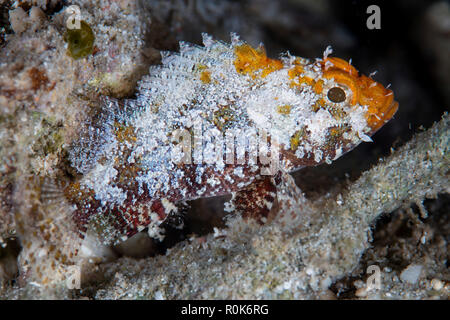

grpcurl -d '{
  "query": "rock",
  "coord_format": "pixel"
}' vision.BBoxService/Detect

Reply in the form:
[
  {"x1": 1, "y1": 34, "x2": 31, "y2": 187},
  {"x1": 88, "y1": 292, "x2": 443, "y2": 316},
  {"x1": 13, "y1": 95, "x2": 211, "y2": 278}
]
[
  {"x1": 400, "y1": 264, "x2": 423, "y2": 285},
  {"x1": 9, "y1": 7, "x2": 28, "y2": 34}
]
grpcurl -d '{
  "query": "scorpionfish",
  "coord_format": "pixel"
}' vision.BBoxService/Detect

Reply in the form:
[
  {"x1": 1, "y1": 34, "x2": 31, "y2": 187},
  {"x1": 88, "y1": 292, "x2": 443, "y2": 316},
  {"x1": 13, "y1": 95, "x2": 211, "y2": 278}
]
[{"x1": 66, "y1": 34, "x2": 398, "y2": 243}]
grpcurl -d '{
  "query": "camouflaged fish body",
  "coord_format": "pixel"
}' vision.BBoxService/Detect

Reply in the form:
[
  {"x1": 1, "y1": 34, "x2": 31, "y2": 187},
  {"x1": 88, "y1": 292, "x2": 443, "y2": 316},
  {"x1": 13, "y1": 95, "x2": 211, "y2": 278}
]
[{"x1": 67, "y1": 33, "x2": 398, "y2": 242}]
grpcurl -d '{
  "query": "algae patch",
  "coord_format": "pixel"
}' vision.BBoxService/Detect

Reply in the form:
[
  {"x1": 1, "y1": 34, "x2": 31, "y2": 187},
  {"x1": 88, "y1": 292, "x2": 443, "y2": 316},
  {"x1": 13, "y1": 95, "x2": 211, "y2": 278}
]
[{"x1": 64, "y1": 20, "x2": 95, "y2": 60}]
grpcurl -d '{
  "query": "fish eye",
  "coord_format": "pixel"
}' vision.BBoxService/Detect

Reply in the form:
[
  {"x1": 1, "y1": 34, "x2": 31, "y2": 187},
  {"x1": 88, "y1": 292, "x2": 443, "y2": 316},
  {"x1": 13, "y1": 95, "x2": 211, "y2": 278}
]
[{"x1": 327, "y1": 87, "x2": 346, "y2": 103}]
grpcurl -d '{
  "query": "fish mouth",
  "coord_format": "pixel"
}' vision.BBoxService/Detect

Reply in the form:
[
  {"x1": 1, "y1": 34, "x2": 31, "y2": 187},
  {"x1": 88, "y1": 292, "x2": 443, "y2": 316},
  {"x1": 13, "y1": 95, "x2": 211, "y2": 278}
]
[
  {"x1": 367, "y1": 98, "x2": 399, "y2": 134},
  {"x1": 385, "y1": 99, "x2": 399, "y2": 121},
  {"x1": 380, "y1": 97, "x2": 399, "y2": 126}
]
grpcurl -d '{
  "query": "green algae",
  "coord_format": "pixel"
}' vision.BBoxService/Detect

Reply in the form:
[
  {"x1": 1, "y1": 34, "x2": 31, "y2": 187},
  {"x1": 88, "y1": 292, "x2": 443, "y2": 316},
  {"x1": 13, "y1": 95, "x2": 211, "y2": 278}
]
[{"x1": 64, "y1": 20, "x2": 95, "y2": 60}]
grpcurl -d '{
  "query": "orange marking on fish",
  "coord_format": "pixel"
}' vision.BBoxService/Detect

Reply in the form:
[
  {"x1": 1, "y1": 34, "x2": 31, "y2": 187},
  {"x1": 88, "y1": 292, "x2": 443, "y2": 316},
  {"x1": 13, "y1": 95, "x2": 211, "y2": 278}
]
[{"x1": 234, "y1": 44, "x2": 283, "y2": 78}]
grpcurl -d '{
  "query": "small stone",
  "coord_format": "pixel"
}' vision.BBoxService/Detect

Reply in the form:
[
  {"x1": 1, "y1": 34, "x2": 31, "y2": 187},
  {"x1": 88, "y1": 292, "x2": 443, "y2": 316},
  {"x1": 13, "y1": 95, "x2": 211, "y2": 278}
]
[
  {"x1": 430, "y1": 279, "x2": 443, "y2": 291},
  {"x1": 29, "y1": 7, "x2": 47, "y2": 30},
  {"x1": 154, "y1": 291, "x2": 164, "y2": 300},
  {"x1": 420, "y1": 232, "x2": 427, "y2": 244},
  {"x1": 336, "y1": 194, "x2": 344, "y2": 205},
  {"x1": 9, "y1": 7, "x2": 28, "y2": 34},
  {"x1": 355, "y1": 287, "x2": 368, "y2": 297},
  {"x1": 400, "y1": 264, "x2": 423, "y2": 284}
]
